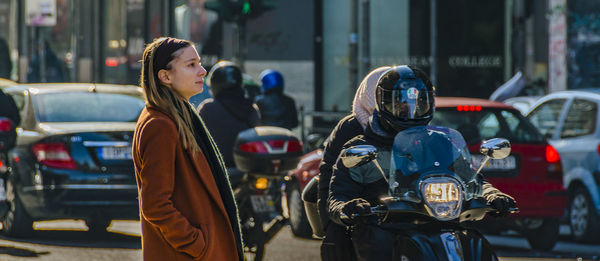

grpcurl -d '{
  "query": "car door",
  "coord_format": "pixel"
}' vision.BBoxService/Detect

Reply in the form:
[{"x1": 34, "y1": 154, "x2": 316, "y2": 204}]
[
  {"x1": 551, "y1": 97, "x2": 600, "y2": 208},
  {"x1": 527, "y1": 98, "x2": 569, "y2": 140}
]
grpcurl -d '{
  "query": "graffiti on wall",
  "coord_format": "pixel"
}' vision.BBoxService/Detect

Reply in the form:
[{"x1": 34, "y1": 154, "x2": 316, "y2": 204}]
[{"x1": 549, "y1": 0, "x2": 567, "y2": 92}]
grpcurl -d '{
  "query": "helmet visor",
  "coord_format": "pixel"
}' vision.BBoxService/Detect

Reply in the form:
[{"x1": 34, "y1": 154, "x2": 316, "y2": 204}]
[{"x1": 379, "y1": 79, "x2": 432, "y2": 120}]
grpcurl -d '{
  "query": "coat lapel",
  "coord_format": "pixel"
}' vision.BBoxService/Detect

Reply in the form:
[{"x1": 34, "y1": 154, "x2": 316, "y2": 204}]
[{"x1": 186, "y1": 149, "x2": 229, "y2": 219}]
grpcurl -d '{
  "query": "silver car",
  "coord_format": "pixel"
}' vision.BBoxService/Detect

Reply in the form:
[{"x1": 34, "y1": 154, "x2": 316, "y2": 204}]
[{"x1": 526, "y1": 89, "x2": 600, "y2": 243}]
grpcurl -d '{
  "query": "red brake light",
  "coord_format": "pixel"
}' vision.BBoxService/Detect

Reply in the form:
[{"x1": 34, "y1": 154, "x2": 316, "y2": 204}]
[
  {"x1": 546, "y1": 145, "x2": 560, "y2": 163},
  {"x1": 32, "y1": 142, "x2": 77, "y2": 169},
  {"x1": 0, "y1": 119, "x2": 12, "y2": 132},
  {"x1": 456, "y1": 105, "x2": 482, "y2": 112},
  {"x1": 597, "y1": 144, "x2": 600, "y2": 156},
  {"x1": 286, "y1": 140, "x2": 303, "y2": 153},
  {"x1": 239, "y1": 141, "x2": 269, "y2": 153}
]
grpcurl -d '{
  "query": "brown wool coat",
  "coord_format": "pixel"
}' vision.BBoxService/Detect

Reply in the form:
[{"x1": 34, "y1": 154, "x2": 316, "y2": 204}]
[{"x1": 133, "y1": 106, "x2": 239, "y2": 261}]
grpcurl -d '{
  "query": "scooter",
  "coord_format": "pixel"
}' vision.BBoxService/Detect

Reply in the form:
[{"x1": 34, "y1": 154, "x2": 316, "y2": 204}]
[
  {"x1": 231, "y1": 126, "x2": 303, "y2": 261},
  {"x1": 305, "y1": 125, "x2": 517, "y2": 260}
]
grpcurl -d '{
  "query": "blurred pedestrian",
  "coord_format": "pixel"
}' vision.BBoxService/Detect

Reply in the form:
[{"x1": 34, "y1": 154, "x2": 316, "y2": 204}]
[
  {"x1": 0, "y1": 37, "x2": 11, "y2": 79},
  {"x1": 133, "y1": 37, "x2": 243, "y2": 261},
  {"x1": 318, "y1": 66, "x2": 390, "y2": 261},
  {"x1": 27, "y1": 40, "x2": 67, "y2": 83},
  {"x1": 254, "y1": 69, "x2": 298, "y2": 129},
  {"x1": 197, "y1": 60, "x2": 260, "y2": 168}
]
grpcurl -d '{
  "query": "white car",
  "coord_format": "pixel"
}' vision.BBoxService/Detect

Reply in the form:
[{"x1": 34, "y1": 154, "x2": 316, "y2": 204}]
[
  {"x1": 526, "y1": 89, "x2": 600, "y2": 243},
  {"x1": 503, "y1": 96, "x2": 541, "y2": 115}
]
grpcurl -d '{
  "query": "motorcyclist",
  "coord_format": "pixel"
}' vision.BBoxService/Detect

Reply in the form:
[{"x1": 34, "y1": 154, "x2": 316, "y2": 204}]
[
  {"x1": 318, "y1": 66, "x2": 390, "y2": 261},
  {"x1": 0, "y1": 88, "x2": 20, "y2": 218},
  {"x1": 254, "y1": 69, "x2": 298, "y2": 129},
  {"x1": 327, "y1": 65, "x2": 516, "y2": 260},
  {"x1": 197, "y1": 60, "x2": 260, "y2": 168}
]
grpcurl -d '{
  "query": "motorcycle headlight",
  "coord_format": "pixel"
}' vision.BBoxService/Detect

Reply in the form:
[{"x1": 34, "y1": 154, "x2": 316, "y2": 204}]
[{"x1": 420, "y1": 177, "x2": 463, "y2": 221}]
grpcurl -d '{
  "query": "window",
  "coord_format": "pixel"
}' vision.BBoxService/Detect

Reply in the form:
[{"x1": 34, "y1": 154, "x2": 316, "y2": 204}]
[
  {"x1": 34, "y1": 92, "x2": 145, "y2": 122},
  {"x1": 560, "y1": 99, "x2": 597, "y2": 138},
  {"x1": 432, "y1": 108, "x2": 544, "y2": 144},
  {"x1": 526, "y1": 99, "x2": 566, "y2": 139}
]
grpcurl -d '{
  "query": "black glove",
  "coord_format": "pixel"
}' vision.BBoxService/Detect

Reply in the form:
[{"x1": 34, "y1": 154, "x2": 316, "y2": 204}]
[
  {"x1": 341, "y1": 198, "x2": 371, "y2": 224},
  {"x1": 487, "y1": 193, "x2": 516, "y2": 217}
]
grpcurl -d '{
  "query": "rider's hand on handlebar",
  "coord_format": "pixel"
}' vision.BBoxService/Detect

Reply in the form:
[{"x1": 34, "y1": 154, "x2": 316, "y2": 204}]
[
  {"x1": 341, "y1": 198, "x2": 371, "y2": 223},
  {"x1": 487, "y1": 193, "x2": 516, "y2": 217}
]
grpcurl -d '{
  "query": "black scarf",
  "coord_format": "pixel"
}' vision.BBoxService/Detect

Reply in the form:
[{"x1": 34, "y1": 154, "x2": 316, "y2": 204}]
[{"x1": 183, "y1": 103, "x2": 244, "y2": 261}]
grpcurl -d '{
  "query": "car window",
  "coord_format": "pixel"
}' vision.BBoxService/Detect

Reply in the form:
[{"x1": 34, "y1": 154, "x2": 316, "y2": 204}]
[
  {"x1": 560, "y1": 99, "x2": 597, "y2": 138},
  {"x1": 526, "y1": 99, "x2": 566, "y2": 139},
  {"x1": 432, "y1": 108, "x2": 544, "y2": 144},
  {"x1": 34, "y1": 92, "x2": 145, "y2": 122}
]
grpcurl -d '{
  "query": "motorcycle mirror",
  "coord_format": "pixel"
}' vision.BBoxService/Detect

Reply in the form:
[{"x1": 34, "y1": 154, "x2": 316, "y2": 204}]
[
  {"x1": 479, "y1": 138, "x2": 511, "y2": 159},
  {"x1": 341, "y1": 145, "x2": 378, "y2": 168}
]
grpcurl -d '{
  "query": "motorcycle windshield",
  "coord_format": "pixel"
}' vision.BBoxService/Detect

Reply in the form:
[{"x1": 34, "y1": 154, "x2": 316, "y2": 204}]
[{"x1": 390, "y1": 125, "x2": 478, "y2": 199}]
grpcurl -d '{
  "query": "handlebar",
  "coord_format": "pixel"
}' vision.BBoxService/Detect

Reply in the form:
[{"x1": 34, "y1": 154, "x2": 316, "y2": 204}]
[{"x1": 340, "y1": 205, "x2": 520, "y2": 221}]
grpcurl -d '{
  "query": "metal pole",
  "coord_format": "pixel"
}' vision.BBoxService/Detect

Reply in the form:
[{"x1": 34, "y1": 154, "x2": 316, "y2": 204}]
[
  {"x1": 504, "y1": 0, "x2": 513, "y2": 81},
  {"x1": 39, "y1": 28, "x2": 46, "y2": 83},
  {"x1": 430, "y1": 0, "x2": 437, "y2": 86},
  {"x1": 360, "y1": 0, "x2": 370, "y2": 78},
  {"x1": 349, "y1": 0, "x2": 358, "y2": 103},
  {"x1": 235, "y1": 20, "x2": 247, "y2": 71}
]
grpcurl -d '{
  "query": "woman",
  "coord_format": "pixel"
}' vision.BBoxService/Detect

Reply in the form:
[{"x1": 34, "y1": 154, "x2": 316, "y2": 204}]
[
  {"x1": 133, "y1": 37, "x2": 243, "y2": 261},
  {"x1": 318, "y1": 66, "x2": 390, "y2": 261}
]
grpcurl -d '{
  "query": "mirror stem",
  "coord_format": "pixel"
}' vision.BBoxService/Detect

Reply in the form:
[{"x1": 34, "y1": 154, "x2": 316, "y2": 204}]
[
  {"x1": 476, "y1": 156, "x2": 490, "y2": 175},
  {"x1": 373, "y1": 160, "x2": 389, "y2": 184}
]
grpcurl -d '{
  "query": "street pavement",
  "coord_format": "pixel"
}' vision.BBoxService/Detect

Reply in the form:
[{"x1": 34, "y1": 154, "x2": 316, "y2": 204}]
[{"x1": 0, "y1": 220, "x2": 599, "y2": 260}]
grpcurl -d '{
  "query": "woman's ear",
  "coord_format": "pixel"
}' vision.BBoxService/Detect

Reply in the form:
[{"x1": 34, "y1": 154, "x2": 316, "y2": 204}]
[{"x1": 158, "y1": 69, "x2": 171, "y2": 85}]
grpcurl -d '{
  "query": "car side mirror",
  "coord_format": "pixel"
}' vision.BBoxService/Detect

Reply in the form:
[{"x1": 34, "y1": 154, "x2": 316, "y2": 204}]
[
  {"x1": 340, "y1": 145, "x2": 378, "y2": 168},
  {"x1": 479, "y1": 138, "x2": 511, "y2": 159}
]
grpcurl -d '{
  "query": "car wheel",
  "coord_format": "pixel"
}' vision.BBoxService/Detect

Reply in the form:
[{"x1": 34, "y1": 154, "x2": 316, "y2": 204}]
[
  {"x1": 86, "y1": 217, "x2": 112, "y2": 234},
  {"x1": 287, "y1": 181, "x2": 312, "y2": 238},
  {"x1": 523, "y1": 218, "x2": 559, "y2": 251},
  {"x1": 1, "y1": 179, "x2": 34, "y2": 237},
  {"x1": 569, "y1": 187, "x2": 600, "y2": 243}
]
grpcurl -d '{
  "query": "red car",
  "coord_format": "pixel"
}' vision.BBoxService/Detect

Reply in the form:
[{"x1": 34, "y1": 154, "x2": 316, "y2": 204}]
[{"x1": 285, "y1": 97, "x2": 567, "y2": 251}]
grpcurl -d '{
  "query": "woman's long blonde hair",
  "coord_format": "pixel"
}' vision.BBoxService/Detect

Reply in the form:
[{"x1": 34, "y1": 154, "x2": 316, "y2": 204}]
[{"x1": 140, "y1": 37, "x2": 200, "y2": 153}]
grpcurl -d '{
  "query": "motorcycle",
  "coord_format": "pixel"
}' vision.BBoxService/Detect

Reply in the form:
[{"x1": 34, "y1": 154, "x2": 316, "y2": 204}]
[
  {"x1": 231, "y1": 126, "x2": 303, "y2": 261},
  {"x1": 305, "y1": 125, "x2": 517, "y2": 260},
  {"x1": 0, "y1": 117, "x2": 15, "y2": 218}
]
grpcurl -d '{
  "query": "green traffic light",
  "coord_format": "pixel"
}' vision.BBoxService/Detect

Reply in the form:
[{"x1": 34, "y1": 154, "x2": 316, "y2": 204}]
[{"x1": 242, "y1": 2, "x2": 251, "y2": 15}]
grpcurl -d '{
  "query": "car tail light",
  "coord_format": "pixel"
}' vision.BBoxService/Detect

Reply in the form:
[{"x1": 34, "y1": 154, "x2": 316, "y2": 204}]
[
  {"x1": 597, "y1": 144, "x2": 600, "y2": 156},
  {"x1": 546, "y1": 145, "x2": 560, "y2": 163},
  {"x1": 0, "y1": 118, "x2": 12, "y2": 132},
  {"x1": 456, "y1": 105, "x2": 482, "y2": 112},
  {"x1": 545, "y1": 144, "x2": 562, "y2": 180},
  {"x1": 32, "y1": 142, "x2": 77, "y2": 169}
]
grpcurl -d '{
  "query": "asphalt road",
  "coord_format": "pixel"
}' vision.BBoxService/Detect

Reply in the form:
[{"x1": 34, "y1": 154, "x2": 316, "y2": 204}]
[{"x1": 0, "y1": 220, "x2": 598, "y2": 260}]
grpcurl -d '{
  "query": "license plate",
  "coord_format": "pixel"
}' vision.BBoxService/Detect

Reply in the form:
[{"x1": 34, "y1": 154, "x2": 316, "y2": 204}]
[
  {"x1": 250, "y1": 195, "x2": 276, "y2": 213},
  {"x1": 98, "y1": 147, "x2": 132, "y2": 160},
  {"x1": 471, "y1": 154, "x2": 516, "y2": 170}
]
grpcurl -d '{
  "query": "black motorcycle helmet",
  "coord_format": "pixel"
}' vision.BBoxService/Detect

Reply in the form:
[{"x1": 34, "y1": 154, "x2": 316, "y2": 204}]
[
  {"x1": 207, "y1": 60, "x2": 243, "y2": 97},
  {"x1": 375, "y1": 65, "x2": 435, "y2": 133}
]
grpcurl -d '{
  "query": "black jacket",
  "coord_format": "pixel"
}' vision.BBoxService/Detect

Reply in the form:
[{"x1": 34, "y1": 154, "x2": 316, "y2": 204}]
[
  {"x1": 0, "y1": 89, "x2": 20, "y2": 127},
  {"x1": 254, "y1": 90, "x2": 298, "y2": 129},
  {"x1": 318, "y1": 115, "x2": 363, "y2": 229},
  {"x1": 198, "y1": 87, "x2": 260, "y2": 167}
]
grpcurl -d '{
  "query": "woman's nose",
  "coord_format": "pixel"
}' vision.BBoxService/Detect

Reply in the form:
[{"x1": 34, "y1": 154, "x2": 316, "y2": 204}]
[{"x1": 199, "y1": 66, "x2": 207, "y2": 77}]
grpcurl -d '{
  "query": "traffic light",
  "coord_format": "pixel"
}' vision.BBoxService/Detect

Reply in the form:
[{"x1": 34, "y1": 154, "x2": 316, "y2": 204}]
[{"x1": 205, "y1": 0, "x2": 277, "y2": 23}]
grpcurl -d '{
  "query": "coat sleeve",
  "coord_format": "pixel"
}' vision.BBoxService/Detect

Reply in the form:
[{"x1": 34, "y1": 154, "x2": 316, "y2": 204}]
[{"x1": 137, "y1": 117, "x2": 207, "y2": 259}]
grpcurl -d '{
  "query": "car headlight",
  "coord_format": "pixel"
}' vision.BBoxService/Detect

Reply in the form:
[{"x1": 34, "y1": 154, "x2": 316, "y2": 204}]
[{"x1": 420, "y1": 177, "x2": 463, "y2": 221}]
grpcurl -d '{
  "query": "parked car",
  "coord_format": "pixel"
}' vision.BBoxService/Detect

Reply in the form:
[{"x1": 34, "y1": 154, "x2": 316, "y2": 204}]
[
  {"x1": 0, "y1": 78, "x2": 16, "y2": 89},
  {"x1": 503, "y1": 96, "x2": 541, "y2": 115},
  {"x1": 286, "y1": 97, "x2": 567, "y2": 250},
  {"x1": 1, "y1": 83, "x2": 144, "y2": 237},
  {"x1": 525, "y1": 89, "x2": 600, "y2": 243}
]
